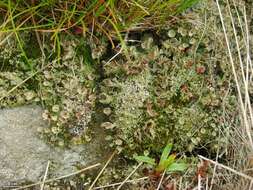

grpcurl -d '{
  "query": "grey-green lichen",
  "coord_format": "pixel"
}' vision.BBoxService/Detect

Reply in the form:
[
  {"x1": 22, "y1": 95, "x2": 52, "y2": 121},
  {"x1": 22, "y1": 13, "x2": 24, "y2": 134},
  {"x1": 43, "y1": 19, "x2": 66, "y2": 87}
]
[
  {"x1": 0, "y1": 13, "x2": 237, "y2": 158},
  {"x1": 100, "y1": 70, "x2": 151, "y2": 152},
  {"x1": 98, "y1": 21, "x2": 236, "y2": 156},
  {"x1": 0, "y1": 34, "x2": 99, "y2": 146}
]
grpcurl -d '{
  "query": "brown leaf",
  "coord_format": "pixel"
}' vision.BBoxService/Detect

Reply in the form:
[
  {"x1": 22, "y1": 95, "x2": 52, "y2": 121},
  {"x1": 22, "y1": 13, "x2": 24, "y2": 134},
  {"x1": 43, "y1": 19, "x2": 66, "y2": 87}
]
[
  {"x1": 165, "y1": 182, "x2": 176, "y2": 190},
  {"x1": 196, "y1": 160, "x2": 209, "y2": 178},
  {"x1": 73, "y1": 26, "x2": 83, "y2": 35},
  {"x1": 146, "y1": 100, "x2": 158, "y2": 117},
  {"x1": 196, "y1": 66, "x2": 206, "y2": 74}
]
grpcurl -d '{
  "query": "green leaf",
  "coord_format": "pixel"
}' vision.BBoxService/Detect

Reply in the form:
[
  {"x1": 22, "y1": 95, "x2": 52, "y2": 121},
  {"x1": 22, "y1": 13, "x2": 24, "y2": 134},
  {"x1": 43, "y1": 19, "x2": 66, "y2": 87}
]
[
  {"x1": 156, "y1": 154, "x2": 175, "y2": 172},
  {"x1": 134, "y1": 156, "x2": 156, "y2": 165},
  {"x1": 166, "y1": 162, "x2": 188, "y2": 173},
  {"x1": 159, "y1": 143, "x2": 173, "y2": 164}
]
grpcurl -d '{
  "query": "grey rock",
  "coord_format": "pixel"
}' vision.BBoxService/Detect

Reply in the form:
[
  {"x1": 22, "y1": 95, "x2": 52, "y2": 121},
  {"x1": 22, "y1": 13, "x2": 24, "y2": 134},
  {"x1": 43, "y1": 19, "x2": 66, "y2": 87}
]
[{"x1": 0, "y1": 105, "x2": 106, "y2": 188}]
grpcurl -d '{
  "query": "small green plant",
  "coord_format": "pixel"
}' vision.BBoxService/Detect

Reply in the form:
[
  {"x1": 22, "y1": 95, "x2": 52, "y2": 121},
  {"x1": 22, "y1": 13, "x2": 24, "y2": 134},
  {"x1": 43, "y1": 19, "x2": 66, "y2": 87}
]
[{"x1": 134, "y1": 144, "x2": 188, "y2": 174}]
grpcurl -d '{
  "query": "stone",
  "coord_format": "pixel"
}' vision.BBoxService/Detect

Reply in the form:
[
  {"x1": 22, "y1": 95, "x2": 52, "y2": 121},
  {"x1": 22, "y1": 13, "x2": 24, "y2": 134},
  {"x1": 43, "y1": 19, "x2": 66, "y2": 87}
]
[{"x1": 0, "y1": 105, "x2": 106, "y2": 188}]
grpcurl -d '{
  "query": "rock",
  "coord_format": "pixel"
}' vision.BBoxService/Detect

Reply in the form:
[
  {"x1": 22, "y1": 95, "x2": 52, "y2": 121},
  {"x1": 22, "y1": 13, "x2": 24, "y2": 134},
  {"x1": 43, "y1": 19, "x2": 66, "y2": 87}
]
[{"x1": 0, "y1": 105, "x2": 106, "y2": 188}]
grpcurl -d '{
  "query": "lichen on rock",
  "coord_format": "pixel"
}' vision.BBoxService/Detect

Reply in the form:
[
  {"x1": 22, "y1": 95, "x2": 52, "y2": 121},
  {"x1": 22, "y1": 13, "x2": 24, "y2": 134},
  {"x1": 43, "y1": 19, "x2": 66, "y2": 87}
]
[{"x1": 0, "y1": 34, "x2": 99, "y2": 146}]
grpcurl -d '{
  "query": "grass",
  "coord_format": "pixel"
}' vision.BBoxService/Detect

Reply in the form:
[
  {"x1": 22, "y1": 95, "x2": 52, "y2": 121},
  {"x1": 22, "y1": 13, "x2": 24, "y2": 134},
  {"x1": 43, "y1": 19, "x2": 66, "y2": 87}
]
[{"x1": 0, "y1": 0, "x2": 201, "y2": 64}]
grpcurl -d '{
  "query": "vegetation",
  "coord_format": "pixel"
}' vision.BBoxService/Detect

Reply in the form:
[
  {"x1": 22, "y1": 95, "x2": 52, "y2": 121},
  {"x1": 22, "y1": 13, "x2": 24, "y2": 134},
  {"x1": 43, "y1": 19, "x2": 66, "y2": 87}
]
[
  {"x1": 134, "y1": 144, "x2": 188, "y2": 174},
  {"x1": 0, "y1": 0, "x2": 200, "y2": 63},
  {"x1": 0, "y1": 0, "x2": 252, "y2": 189},
  {"x1": 98, "y1": 20, "x2": 235, "y2": 157}
]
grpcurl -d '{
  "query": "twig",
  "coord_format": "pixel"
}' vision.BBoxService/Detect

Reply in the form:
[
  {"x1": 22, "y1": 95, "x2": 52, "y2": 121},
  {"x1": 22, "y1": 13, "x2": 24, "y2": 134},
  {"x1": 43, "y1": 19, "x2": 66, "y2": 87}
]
[
  {"x1": 156, "y1": 170, "x2": 166, "y2": 190},
  {"x1": 13, "y1": 163, "x2": 101, "y2": 190},
  {"x1": 116, "y1": 162, "x2": 142, "y2": 190},
  {"x1": 92, "y1": 176, "x2": 149, "y2": 190},
  {"x1": 40, "y1": 161, "x2": 50, "y2": 190},
  {"x1": 88, "y1": 151, "x2": 117, "y2": 190},
  {"x1": 0, "y1": 63, "x2": 51, "y2": 102},
  {"x1": 199, "y1": 155, "x2": 253, "y2": 181}
]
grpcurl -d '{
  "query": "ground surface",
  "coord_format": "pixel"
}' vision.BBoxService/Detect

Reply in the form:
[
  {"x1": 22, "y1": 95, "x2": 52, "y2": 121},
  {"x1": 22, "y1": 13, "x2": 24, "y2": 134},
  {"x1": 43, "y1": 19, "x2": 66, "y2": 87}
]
[{"x1": 0, "y1": 0, "x2": 252, "y2": 189}]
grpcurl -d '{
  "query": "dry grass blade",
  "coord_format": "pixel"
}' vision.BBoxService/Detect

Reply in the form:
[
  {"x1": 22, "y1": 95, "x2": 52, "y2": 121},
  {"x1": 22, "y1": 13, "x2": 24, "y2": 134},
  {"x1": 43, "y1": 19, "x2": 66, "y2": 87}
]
[
  {"x1": 156, "y1": 170, "x2": 166, "y2": 190},
  {"x1": 0, "y1": 62, "x2": 50, "y2": 102},
  {"x1": 205, "y1": 177, "x2": 209, "y2": 190},
  {"x1": 198, "y1": 173, "x2": 202, "y2": 190},
  {"x1": 213, "y1": 0, "x2": 253, "y2": 189},
  {"x1": 0, "y1": 32, "x2": 13, "y2": 46},
  {"x1": 40, "y1": 161, "x2": 50, "y2": 190},
  {"x1": 226, "y1": 0, "x2": 253, "y2": 132},
  {"x1": 209, "y1": 145, "x2": 220, "y2": 190},
  {"x1": 105, "y1": 47, "x2": 123, "y2": 66},
  {"x1": 116, "y1": 162, "x2": 142, "y2": 190},
  {"x1": 215, "y1": 0, "x2": 253, "y2": 150},
  {"x1": 199, "y1": 155, "x2": 253, "y2": 181},
  {"x1": 249, "y1": 180, "x2": 253, "y2": 190},
  {"x1": 88, "y1": 150, "x2": 117, "y2": 190},
  {"x1": 31, "y1": 0, "x2": 44, "y2": 59},
  {"x1": 92, "y1": 176, "x2": 149, "y2": 190},
  {"x1": 13, "y1": 163, "x2": 101, "y2": 190}
]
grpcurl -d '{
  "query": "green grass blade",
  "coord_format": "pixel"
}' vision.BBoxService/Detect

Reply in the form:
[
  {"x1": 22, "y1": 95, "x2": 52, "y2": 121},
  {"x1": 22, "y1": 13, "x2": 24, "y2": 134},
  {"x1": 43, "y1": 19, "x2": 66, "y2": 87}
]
[
  {"x1": 7, "y1": 0, "x2": 32, "y2": 70},
  {"x1": 95, "y1": 4, "x2": 107, "y2": 17}
]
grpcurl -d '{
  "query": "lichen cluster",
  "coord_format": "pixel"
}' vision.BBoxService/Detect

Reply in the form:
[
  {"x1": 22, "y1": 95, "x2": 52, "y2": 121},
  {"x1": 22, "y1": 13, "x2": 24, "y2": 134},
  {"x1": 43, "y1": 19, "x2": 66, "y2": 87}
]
[
  {"x1": 0, "y1": 44, "x2": 40, "y2": 107},
  {"x1": 0, "y1": 35, "x2": 99, "y2": 146},
  {"x1": 0, "y1": 14, "x2": 236, "y2": 158},
  {"x1": 99, "y1": 22, "x2": 236, "y2": 156}
]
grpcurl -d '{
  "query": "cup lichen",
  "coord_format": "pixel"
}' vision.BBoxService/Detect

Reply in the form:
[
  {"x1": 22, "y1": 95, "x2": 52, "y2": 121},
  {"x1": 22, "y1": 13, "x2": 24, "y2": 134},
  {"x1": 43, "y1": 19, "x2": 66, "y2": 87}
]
[{"x1": 98, "y1": 21, "x2": 235, "y2": 157}]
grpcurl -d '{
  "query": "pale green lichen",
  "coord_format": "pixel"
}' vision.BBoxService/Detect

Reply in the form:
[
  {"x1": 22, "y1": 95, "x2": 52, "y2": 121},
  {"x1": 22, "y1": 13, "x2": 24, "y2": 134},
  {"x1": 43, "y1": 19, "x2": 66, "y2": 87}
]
[
  {"x1": 0, "y1": 34, "x2": 99, "y2": 146},
  {"x1": 99, "y1": 70, "x2": 151, "y2": 151},
  {"x1": 0, "y1": 7, "x2": 238, "y2": 160},
  {"x1": 98, "y1": 21, "x2": 236, "y2": 157}
]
